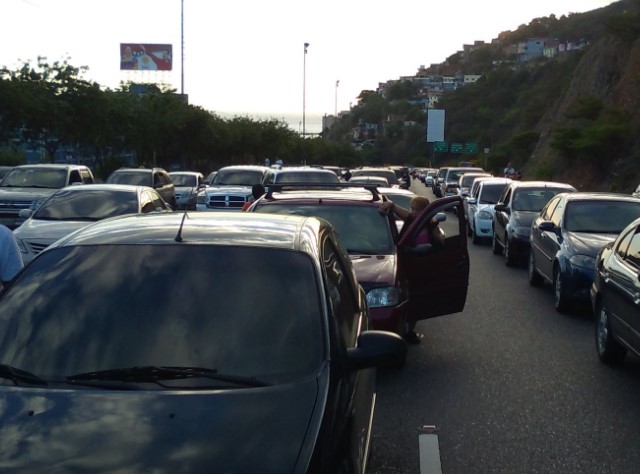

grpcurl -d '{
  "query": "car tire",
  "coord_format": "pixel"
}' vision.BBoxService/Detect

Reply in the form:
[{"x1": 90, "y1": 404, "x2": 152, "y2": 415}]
[
  {"x1": 596, "y1": 301, "x2": 627, "y2": 364},
  {"x1": 492, "y1": 233, "x2": 503, "y2": 255},
  {"x1": 553, "y1": 269, "x2": 570, "y2": 313},
  {"x1": 472, "y1": 228, "x2": 481, "y2": 245},
  {"x1": 528, "y1": 253, "x2": 544, "y2": 287},
  {"x1": 504, "y1": 238, "x2": 516, "y2": 267}
]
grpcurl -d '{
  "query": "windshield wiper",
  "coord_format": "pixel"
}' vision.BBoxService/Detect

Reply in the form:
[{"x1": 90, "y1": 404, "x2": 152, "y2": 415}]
[
  {"x1": 0, "y1": 364, "x2": 47, "y2": 386},
  {"x1": 66, "y1": 366, "x2": 271, "y2": 387}
]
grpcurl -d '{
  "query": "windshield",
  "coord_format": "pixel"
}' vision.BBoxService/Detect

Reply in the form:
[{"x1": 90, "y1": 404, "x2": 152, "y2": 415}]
[
  {"x1": 212, "y1": 169, "x2": 264, "y2": 185},
  {"x1": 564, "y1": 200, "x2": 640, "y2": 233},
  {"x1": 255, "y1": 203, "x2": 394, "y2": 254},
  {"x1": 0, "y1": 245, "x2": 323, "y2": 384},
  {"x1": 107, "y1": 171, "x2": 151, "y2": 186},
  {"x1": 0, "y1": 168, "x2": 67, "y2": 188},
  {"x1": 170, "y1": 174, "x2": 198, "y2": 187},
  {"x1": 480, "y1": 183, "x2": 508, "y2": 204},
  {"x1": 351, "y1": 170, "x2": 398, "y2": 185},
  {"x1": 274, "y1": 171, "x2": 339, "y2": 184},
  {"x1": 512, "y1": 188, "x2": 564, "y2": 212},
  {"x1": 33, "y1": 189, "x2": 139, "y2": 220}
]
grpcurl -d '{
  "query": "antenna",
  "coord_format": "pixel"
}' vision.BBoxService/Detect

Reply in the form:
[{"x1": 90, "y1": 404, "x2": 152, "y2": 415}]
[{"x1": 175, "y1": 211, "x2": 189, "y2": 242}]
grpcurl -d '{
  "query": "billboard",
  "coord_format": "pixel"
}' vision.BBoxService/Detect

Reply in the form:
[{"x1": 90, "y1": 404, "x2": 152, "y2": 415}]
[
  {"x1": 120, "y1": 44, "x2": 172, "y2": 71},
  {"x1": 426, "y1": 109, "x2": 445, "y2": 142}
]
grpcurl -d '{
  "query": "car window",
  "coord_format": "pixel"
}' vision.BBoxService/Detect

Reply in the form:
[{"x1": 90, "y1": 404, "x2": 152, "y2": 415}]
[
  {"x1": 212, "y1": 169, "x2": 265, "y2": 185},
  {"x1": 274, "y1": 171, "x2": 340, "y2": 184},
  {"x1": 254, "y1": 203, "x2": 394, "y2": 254},
  {"x1": 170, "y1": 174, "x2": 198, "y2": 187},
  {"x1": 108, "y1": 171, "x2": 150, "y2": 186},
  {"x1": 0, "y1": 245, "x2": 324, "y2": 383},
  {"x1": 549, "y1": 197, "x2": 565, "y2": 226},
  {"x1": 140, "y1": 191, "x2": 154, "y2": 213},
  {"x1": 564, "y1": 201, "x2": 640, "y2": 233},
  {"x1": 1, "y1": 168, "x2": 67, "y2": 188},
  {"x1": 513, "y1": 188, "x2": 561, "y2": 212},
  {"x1": 33, "y1": 189, "x2": 139, "y2": 220},
  {"x1": 624, "y1": 229, "x2": 640, "y2": 267},
  {"x1": 616, "y1": 227, "x2": 635, "y2": 258},
  {"x1": 500, "y1": 187, "x2": 512, "y2": 205},
  {"x1": 541, "y1": 196, "x2": 560, "y2": 220},
  {"x1": 479, "y1": 183, "x2": 507, "y2": 204}
]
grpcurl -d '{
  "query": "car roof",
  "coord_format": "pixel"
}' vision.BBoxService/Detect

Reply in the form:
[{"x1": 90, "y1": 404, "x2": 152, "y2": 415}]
[
  {"x1": 169, "y1": 171, "x2": 204, "y2": 176},
  {"x1": 508, "y1": 180, "x2": 575, "y2": 189},
  {"x1": 560, "y1": 192, "x2": 640, "y2": 202},
  {"x1": 55, "y1": 183, "x2": 151, "y2": 193},
  {"x1": 217, "y1": 165, "x2": 270, "y2": 171},
  {"x1": 259, "y1": 183, "x2": 383, "y2": 205},
  {"x1": 14, "y1": 164, "x2": 89, "y2": 170},
  {"x1": 48, "y1": 212, "x2": 329, "y2": 256}
]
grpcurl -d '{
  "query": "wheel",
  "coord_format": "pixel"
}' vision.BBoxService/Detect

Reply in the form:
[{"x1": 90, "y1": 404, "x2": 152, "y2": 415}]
[
  {"x1": 492, "y1": 233, "x2": 503, "y2": 255},
  {"x1": 472, "y1": 228, "x2": 480, "y2": 245},
  {"x1": 528, "y1": 252, "x2": 544, "y2": 287},
  {"x1": 595, "y1": 301, "x2": 627, "y2": 364},
  {"x1": 504, "y1": 238, "x2": 516, "y2": 267},
  {"x1": 553, "y1": 269, "x2": 571, "y2": 313}
]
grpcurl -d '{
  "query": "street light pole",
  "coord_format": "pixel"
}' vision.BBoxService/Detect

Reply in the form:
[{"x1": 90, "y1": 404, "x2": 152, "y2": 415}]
[
  {"x1": 335, "y1": 80, "x2": 339, "y2": 117},
  {"x1": 303, "y1": 42, "x2": 309, "y2": 138}
]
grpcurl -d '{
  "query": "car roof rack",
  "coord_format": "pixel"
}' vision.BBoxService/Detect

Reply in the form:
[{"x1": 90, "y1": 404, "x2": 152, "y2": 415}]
[{"x1": 265, "y1": 182, "x2": 384, "y2": 201}]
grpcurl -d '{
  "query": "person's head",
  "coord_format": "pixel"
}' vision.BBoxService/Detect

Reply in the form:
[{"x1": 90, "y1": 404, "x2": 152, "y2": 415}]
[
  {"x1": 252, "y1": 183, "x2": 265, "y2": 200},
  {"x1": 410, "y1": 196, "x2": 429, "y2": 217}
]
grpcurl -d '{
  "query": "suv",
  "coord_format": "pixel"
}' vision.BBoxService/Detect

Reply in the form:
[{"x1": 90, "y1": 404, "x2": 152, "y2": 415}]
[
  {"x1": 492, "y1": 180, "x2": 576, "y2": 266},
  {"x1": 0, "y1": 211, "x2": 405, "y2": 472},
  {"x1": 169, "y1": 171, "x2": 205, "y2": 210},
  {"x1": 0, "y1": 164, "x2": 95, "y2": 229},
  {"x1": 249, "y1": 183, "x2": 470, "y2": 339},
  {"x1": 196, "y1": 165, "x2": 272, "y2": 211},
  {"x1": 107, "y1": 167, "x2": 176, "y2": 209}
]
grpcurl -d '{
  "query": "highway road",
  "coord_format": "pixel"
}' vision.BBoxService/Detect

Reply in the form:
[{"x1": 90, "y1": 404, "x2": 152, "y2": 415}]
[{"x1": 367, "y1": 181, "x2": 640, "y2": 474}]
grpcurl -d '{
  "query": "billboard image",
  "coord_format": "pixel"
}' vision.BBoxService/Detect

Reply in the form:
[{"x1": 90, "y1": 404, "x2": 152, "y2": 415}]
[{"x1": 120, "y1": 44, "x2": 172, "y2": 71}]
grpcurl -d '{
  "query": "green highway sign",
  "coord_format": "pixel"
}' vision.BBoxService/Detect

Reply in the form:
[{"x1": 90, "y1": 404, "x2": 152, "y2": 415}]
[
  {"x1": 464, "y1": 142, "x2": 478, "y2": 154},
  {"x1": 450, "y1": 142, "x2": 464, "y2": 153},
  {"x1": 434, "y1": 141, "x2": 448, "y2": 152}
]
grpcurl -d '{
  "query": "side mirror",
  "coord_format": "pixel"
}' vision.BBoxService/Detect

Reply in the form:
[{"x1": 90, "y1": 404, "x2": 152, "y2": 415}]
[
  {"x1": 434, "y1": 212, "x2": 447, "y2": 223},
  {"x1": 494, "y1": 203, "x2": 508, "y2": 213},
  {"x1": 346, "y1": 331, "x2": 407, "y2": 371},
  {"x1": 468, "y1": 198, "x2": 477, "y2": 205},
  {"x1": 538, "y1": 221, "x2": 556, "y2": 232}
]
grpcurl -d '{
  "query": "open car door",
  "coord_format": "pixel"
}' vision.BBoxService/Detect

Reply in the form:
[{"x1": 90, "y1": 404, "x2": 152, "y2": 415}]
[{"x1": 397, "y1": 195, "x2": 469, "y2": 321}]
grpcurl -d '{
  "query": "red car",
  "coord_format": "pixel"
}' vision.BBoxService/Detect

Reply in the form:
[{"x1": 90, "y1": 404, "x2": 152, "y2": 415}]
[{"x1": 249, "y1": 184, "x2": 470, "y2": 339}]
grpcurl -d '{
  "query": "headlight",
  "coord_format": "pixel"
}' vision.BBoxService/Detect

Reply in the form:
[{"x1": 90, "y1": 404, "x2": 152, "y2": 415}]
[
  {"x1": 16, "y1": 239, "x2": 27, "y2": 254},
  {"x1": 569, "y1": 254, "x2": 596, "y2": 270},
  {"x1": 196, "y1": 193, "x2": 207, "y2": 204},
  {"x1": 513, "y1": 226, "x2": 530, "y2": 238},
  {"x1": 478, "y1": 210, "x2": 493, "y2": 220},
  {"x1": 366, "y1": 286, "x2": 400, "y2": 308}
]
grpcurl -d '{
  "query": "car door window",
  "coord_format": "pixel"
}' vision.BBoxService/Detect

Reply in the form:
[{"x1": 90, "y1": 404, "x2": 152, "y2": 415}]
[
  {"x1": 624, "y1": 229, "x2": 640, "y2": 267},
  {"x1": 140, "y1": 191, "x2": 155, "y2": 213},
  {"x1": 616, "y1": 228, "x2": 634, "y2": 258},
  {"x1": 501, "y1": 188, "x2": 512, "y2": 206},
  {"x1": 550, "y1": 198, "x2": 565, "y2": 227},
  {"x1": 149, "y1": 191, "x2": 165, "y2": 210},
  {"x1": 541, "y1": 196, "x2": 560, "y2": 220}
]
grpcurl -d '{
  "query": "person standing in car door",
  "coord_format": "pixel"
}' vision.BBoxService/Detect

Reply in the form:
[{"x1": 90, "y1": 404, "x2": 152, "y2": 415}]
[{"x1": 0, "y1": 225, "x2": 23, "y2": 288}]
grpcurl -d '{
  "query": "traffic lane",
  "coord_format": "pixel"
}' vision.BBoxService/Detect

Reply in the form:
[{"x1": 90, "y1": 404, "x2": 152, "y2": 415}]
[{"x1": 369, "y1": 218, "x2": 640, "y2": 473}]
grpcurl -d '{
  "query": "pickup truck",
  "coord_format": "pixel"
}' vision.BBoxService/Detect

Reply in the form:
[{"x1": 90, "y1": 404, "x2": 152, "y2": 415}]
[{"x1": 0, "y1": 164, "x2": 95, "y2": 229}]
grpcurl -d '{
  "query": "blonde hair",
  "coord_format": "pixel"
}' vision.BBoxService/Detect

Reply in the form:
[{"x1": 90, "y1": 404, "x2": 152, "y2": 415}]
[{"x1": 410, "y1": 196, "x2": 430, "y2": 211}]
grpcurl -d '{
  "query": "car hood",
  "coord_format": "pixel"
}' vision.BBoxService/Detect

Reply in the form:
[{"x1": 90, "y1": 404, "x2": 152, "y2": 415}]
[
  {"x1": 564, "y1": 231, "x2": 618, "y2": 257},
  {"x1": 0, "y1": 188, "x2": 57, "y2": 200},
  {"x1": 350, "y1": 253, "x2": 396, "y2": 287},
  {"x1": 13, "y1": 219, "x2": 93, "y2": 243},
  {"x1": 0, "y1": 375, "x2": 321, "y2": 473},
  {"x1": 512, "y1": 211, "x2": 538, "y2": 228}
]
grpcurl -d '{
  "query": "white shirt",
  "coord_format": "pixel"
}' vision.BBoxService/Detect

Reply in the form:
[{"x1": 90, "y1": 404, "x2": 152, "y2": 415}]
[{"x1": 0, "y1": 225, "x2": 23, "y2": 284}]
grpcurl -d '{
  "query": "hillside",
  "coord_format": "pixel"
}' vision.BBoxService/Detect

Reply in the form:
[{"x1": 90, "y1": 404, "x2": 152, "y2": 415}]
[{"x1": 331, "y1": 0, "x2": 640, "y2": 193}]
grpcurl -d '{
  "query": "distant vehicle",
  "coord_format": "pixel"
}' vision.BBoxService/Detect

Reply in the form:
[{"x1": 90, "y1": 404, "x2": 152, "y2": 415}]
[
  {"x1": 13, "y1": 183, "x2": 172, "y2": 264},
  {"x1": 169, "y1": 171, "x2": 205, "y2": 210},
  {"x1": 107, "y1": 167, "x2": 176, "y2": 210},
  {"x1": 0, "y1": 211, "x2": 406, "y2": 472},
  {"x1": 196, "y1": 165, "x2": 271, "y2": 211},
  {"x1": 350, "y1": 168, "x2": 400, "y2": 188},
  {"x1": 591, "y1": 216, "x2": 640, "y2": 364},
  {"x1": 458, "y1": 172, "x2": 492, "y2": 197},
  {"x1": 529, "y1": 192, "x2": 640, "y2": 313},
  {"x1": 467, "y1": 177, "x2": 511, "y2": 244},
  {"x1": 0, "y1": 166, "x2": 15, "y2": 182},
  {"x1": 265, "y1": 166, "x2": 340, "y2": 186},
  {"x1": 440, "y1": 167, "x2": 485, "y2": 198},
  {"x1": 0, "y1": 164, "x2": 95, "y2": 229},
  {"x1": 492, "y1": 181, "x2": 577, "y2": 266}
]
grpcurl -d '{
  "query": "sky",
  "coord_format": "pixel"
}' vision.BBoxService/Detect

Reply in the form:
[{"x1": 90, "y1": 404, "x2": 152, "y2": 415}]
[{"x1": 2, "y1": 0, "x2": 618, "y2": 133}]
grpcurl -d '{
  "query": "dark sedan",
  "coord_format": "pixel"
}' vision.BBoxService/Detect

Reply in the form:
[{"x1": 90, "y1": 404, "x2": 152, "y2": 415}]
[
  {"x1": 528, "y1": 192, "x2": 640, "y2": 312},
  {"x1": 0, "y1": 212, "x2": 406, "y2": 473},
  {"x1": 492, "y1": 181, "x2": 576, "y2": 266},
  {"x1": 591, "y1": 216, "x2": 640, "y2": 364}
]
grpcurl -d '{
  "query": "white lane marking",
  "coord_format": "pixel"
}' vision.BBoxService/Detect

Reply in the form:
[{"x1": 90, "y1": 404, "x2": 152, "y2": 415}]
[{"x1": 419, "y1": 433, "x2": 442, "y2": 474}]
